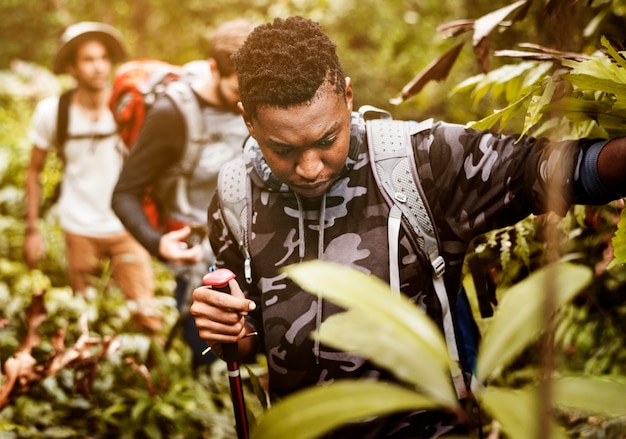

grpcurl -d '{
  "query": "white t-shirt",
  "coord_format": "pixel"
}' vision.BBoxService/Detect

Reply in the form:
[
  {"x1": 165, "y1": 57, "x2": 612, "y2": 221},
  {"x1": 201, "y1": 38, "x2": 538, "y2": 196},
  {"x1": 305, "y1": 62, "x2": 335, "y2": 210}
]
[{"x1": 29, "y1": 95, "x2": 127, "y2": 237}]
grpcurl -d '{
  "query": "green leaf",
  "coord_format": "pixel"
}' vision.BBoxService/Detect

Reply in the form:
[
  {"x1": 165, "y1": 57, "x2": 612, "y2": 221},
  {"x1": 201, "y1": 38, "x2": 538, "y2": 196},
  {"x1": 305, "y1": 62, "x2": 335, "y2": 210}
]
[
  {"x1": 477, "y1": 262, "x2": 592, "y2": 381},
  {"x1": 562, "y1": 56, "x2": 626, "y2": 82},
  {"x1": 251, "y1": 380, "x2": 442, "y2": 439},
  {"x1": 544, "y1": 96, "x2": 613, "y2": 121},
  {"x1": 467, "y1": 88, "x2": 535, "y2": 131},
  {"x1": 317, "y1": 310, "x2": 457, "y2": 406},
  {"x1": 283, "y1": 260, "x2": 459, "y2": 407},
  {"x1": 601, "y1": 35, "x2": 626, "y2": 70},
  {"x1": 480, "y1": 386, "x2": 569, "y2": 439},
  {"x1": 553, "y1": 375, "x2": 626, "y2": 416},
  {"x1": 564, "y1": 74, "x2": 626, "y2": 96},
  {"x1": 610, "y1": 207, "x2": 626, "y2": 268},
  {"x1": 524, "y1": 77, "x2": 556, "y2": 132}
]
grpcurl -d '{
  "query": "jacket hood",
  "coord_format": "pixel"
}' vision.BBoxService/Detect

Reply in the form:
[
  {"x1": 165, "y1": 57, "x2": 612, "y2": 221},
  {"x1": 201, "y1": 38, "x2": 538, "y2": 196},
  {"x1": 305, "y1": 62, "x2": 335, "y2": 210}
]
[{"x1": 242, "y1": 111, "x2": 367, "y2": 193}]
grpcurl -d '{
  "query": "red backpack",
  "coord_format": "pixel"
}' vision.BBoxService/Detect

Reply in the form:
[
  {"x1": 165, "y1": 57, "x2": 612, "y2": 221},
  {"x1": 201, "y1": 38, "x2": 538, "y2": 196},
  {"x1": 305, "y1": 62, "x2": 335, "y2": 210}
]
[
  {"x1": 109, "y1": 59, "x2": 185, "y2": 229},
  {"x1": 109, "y1": 59, "x2": 184, "y2": 149}
]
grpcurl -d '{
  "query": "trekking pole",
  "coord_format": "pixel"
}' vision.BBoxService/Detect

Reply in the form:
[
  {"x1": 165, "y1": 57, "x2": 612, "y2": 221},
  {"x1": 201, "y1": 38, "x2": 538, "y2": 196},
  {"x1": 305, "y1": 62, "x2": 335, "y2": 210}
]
[{"x1": 202, "y1": 268, "x2": 249, "y2": 439}]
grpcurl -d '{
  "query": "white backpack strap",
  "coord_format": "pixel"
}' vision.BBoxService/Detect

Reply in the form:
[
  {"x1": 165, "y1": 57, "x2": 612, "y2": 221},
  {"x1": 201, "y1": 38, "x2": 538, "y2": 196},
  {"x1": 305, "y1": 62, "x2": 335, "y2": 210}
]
[
  {"x1": 387, "y1": 205, "x2": 403, "y2": 293},
  {"x1": 217, "y1": 154, "x2": 252, "y2": 284},
  {"x1": 366, "y1": 114, "x2": 468, "y2": 399},
  {"x1": 165, "y1": 81, "x2": 206, "y2": 216}
]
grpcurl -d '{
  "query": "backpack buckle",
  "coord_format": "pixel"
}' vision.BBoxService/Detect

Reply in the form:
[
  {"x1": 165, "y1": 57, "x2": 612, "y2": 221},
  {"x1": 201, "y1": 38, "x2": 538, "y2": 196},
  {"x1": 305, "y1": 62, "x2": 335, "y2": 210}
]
[
  {"x1": 394, "y1": 192, "x2": 407, "y2": 203},
  {"x1": 432, "y1": 255, "x2": 445, "y2": 278}
]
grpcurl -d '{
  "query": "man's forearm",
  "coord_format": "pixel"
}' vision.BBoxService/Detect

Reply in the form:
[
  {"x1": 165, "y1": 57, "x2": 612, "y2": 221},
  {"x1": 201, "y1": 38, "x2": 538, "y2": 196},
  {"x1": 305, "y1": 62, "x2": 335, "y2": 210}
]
[{"x1": 111, "y1": 190, "x2": 162, "y2": 256}]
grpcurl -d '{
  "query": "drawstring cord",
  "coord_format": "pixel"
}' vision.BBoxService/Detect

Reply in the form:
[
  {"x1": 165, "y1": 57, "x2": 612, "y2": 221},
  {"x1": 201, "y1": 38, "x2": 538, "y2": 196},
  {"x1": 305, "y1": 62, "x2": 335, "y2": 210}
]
[
  {"x1": 295, "y1": 194, "x2": 306, "y2": 261},
  {"x1": 314, "y1": 194, "x2": 326, "y2": 363},
  {"x1": 295, "y1": 192, "x2": 327, "y2": 364}
]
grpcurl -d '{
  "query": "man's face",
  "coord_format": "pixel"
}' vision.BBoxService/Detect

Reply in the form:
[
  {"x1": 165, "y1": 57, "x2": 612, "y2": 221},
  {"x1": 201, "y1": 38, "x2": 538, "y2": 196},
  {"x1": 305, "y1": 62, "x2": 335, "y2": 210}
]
[
  {"x1": 68, "y1": 40, "x2": 111, "y2": 90},
  {"x1": 242, "y1": 78, "x2": 354, "y2": 198}
]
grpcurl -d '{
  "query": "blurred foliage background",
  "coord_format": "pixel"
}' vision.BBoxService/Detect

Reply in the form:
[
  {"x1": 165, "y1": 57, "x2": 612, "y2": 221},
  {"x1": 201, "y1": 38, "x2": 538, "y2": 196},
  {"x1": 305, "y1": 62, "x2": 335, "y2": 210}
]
[
  {"x1": 2, "y1": 0, "x2": 626, "y2": 437},
  {"x1": 2, "y1": 0, "x2": 623, "y2": 123}
]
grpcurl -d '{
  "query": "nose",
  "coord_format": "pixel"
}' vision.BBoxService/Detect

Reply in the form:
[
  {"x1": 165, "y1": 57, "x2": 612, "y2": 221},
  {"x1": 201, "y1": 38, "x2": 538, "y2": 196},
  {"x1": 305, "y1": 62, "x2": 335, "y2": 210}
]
[
  {"x1": 296, "y1": 149, "x2": 323, "y2": 181},
  {"x1": 95, "y1": 58, "x2": 110, "y2": 74}
]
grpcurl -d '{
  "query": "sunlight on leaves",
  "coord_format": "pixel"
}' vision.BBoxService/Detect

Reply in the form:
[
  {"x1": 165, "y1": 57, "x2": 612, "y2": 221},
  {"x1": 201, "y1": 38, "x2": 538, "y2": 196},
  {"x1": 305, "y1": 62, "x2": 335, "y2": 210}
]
[
  {"x1": 284, "y1": 261, "x2": 457, "y2": 406},
  {"x1": 317, "y1": 309, "x2": 456, "y2": 406},
  {"x1": 283, "y1": 260, "x2": 459, "y2": 407},
  {"x1": 553, "y1": 375, "x2": 626, "y2": 417},
  {"x1": 481, "y1": 386, "x2": 569, "y2": 439},
  {"x1": 251, "y1": 380, "x2": 442, "y2": 439}
]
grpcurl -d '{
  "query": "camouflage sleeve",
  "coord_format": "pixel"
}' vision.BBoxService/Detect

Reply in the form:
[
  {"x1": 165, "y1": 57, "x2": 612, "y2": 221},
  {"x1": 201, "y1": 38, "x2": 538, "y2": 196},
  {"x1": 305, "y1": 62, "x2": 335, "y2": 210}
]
[{"x1": 414, "y1": 121, "x2": 584, "y2": 245}]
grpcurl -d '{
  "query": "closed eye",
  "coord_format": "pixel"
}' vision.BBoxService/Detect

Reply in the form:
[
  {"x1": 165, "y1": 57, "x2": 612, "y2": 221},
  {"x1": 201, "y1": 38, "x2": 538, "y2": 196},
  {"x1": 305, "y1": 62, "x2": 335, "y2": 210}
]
[
  {"x1": 272, "y1": 147, "x2": 293, "y2": 157},
  {"x1": 318, "y1": 136, "x2": 337, "y2": 147}
]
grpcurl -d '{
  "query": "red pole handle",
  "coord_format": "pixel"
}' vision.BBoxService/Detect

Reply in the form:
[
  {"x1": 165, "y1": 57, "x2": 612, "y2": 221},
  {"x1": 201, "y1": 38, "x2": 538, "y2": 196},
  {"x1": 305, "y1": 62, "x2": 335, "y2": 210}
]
[{"x1": 203, "y1": 268, "x2": 236, "y2": 291}]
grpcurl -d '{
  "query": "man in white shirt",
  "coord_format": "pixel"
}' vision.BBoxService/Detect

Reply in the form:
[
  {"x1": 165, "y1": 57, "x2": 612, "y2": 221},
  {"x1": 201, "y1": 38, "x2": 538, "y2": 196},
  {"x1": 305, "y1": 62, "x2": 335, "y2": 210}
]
[{"x1": 24, "y1": 22, "x2": 161, "y2": 333}]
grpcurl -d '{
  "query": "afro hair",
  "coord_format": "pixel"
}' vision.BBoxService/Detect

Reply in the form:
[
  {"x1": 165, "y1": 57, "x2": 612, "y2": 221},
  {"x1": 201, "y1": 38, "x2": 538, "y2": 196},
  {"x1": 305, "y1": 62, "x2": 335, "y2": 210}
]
[{"x1": 232, "y1": 16, "x2": 346, "y2": 120}]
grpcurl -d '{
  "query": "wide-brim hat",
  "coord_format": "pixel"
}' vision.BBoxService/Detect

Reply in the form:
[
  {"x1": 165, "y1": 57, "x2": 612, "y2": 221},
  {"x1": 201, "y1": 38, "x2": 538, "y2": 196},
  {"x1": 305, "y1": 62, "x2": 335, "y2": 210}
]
[{"x1": 53, "y1": 21, "x2": 127, "y2": 74}]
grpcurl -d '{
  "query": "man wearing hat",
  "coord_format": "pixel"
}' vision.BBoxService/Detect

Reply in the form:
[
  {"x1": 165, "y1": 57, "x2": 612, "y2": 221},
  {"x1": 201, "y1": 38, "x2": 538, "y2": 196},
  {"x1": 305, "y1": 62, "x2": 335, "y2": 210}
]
[{"x1": 24, "y1": 22, "x2": 162, "y2": 333}]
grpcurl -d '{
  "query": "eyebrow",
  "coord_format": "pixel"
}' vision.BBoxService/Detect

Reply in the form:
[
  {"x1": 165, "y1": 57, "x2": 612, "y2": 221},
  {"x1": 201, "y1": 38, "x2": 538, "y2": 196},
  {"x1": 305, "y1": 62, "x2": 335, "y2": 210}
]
[{"x1": 265, "y1": 122, "x2": 340, "y2": 148}]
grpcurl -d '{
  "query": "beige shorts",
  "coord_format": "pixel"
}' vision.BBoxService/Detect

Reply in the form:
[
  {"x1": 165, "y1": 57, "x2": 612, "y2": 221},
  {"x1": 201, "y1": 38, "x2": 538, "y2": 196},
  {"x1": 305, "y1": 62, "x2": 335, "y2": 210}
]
[{"x1": 64, "y1": 230, "x2": 161, "y2": 331}]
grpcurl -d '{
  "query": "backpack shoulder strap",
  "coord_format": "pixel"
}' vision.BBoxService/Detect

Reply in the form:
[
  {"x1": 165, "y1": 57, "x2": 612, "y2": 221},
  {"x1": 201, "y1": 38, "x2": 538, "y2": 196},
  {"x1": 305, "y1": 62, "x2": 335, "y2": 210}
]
[
  {"x1": 56, "y1": 88, "x2": 75, "y2": 161},
  {"x1": 361, "y1": 106, "x2": 439, "y2": 288},
  {"x1": 363, "y1": 106, "x2": 469, "y2": 399},
  {"x1": 165, "y1": 81, "x2": 205, "y2": 175},
  {"x1": 164, "y1": 81, "x2": 206, "y2": 216},
  {"x1": 217, "y1": 153, "x2": 252, "y2": 284}
]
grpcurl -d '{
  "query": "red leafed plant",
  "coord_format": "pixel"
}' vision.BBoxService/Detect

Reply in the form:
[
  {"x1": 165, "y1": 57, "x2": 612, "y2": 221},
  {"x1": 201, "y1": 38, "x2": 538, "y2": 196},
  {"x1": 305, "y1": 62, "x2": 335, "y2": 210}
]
[{"x1": 0, "y1": 290, "x2": 113, "y2": 409}]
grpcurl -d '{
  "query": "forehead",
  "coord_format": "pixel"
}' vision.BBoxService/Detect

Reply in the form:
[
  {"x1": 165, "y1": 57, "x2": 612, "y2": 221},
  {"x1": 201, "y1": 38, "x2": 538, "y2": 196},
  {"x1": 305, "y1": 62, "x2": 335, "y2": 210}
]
[
  {"x1": 75, "y1": 39, "x2": 108, "y2": 57},
  {"x1": 253, "y1": 90, "x2": 348, "y2": 143}
]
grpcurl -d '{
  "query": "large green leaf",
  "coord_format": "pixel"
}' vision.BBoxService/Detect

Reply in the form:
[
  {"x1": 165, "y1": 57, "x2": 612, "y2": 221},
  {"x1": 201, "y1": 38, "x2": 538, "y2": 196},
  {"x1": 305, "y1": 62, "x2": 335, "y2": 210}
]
[
  {"x1": 283, "y1": 260, "x2": 459, "y2": 407},
  {"x1": 480, "y1": 386, "x2": 569, "y2": 439},
  {"x1": 251, "y1": 380, "x2": 442, "y2": 439},
  {"x1": 317, "y1": 309, "x2": 456, "y2": 406},
  {"x1": 553, "y1": 375, "x2": 626, "y2": 416},
  {"x1": 477, "y1": 263, "x2": 592, "y2": 382}
]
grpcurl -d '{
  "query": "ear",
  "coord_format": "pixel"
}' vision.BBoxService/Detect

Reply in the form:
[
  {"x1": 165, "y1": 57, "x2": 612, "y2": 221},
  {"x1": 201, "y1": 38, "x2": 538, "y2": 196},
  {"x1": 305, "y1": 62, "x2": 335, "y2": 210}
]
[
  {"x1": 238, "y1": 102, "x2": 255, "y2": 137},
  {"x1": 207, "y1": 58, "x2": 219, "y2": 76},
  {"x1": 345, "y1": 77, "x2": 354, "y2": 112}
]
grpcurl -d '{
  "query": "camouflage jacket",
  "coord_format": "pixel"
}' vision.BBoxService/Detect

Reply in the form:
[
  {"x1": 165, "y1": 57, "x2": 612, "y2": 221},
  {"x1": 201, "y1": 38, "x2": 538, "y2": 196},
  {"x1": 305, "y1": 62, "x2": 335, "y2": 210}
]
[{"x1": 208, "y1": 111, "x2": 605, "y2": 437}]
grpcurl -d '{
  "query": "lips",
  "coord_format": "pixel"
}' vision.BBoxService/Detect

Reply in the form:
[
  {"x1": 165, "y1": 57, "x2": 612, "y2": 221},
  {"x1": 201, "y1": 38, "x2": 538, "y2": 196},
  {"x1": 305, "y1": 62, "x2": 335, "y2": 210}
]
[{"x1": 291, "y1": 181, "x2": 330, "y2": 197}]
